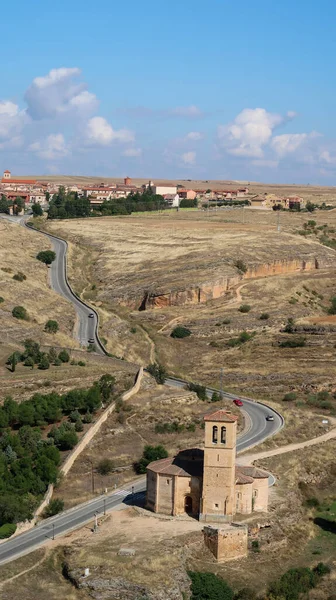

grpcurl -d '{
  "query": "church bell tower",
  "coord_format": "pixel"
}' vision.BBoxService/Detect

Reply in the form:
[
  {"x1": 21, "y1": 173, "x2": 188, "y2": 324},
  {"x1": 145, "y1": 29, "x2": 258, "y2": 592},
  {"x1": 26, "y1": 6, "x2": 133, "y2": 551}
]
[{"x1": 200, "y1": 409, "x2": 237, "y2": 522}]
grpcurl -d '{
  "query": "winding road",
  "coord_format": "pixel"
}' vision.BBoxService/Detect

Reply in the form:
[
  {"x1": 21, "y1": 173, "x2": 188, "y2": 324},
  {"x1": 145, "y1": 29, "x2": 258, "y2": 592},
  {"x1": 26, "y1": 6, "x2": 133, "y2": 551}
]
[{"x1": 0, "y1": 214, "x2": 283, "y2": 565}]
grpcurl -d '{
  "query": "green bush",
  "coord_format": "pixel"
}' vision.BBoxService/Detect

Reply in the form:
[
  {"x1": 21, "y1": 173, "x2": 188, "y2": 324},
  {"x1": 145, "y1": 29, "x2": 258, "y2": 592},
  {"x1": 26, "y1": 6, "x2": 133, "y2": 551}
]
[
  {"x1": 227, "y1": 331, "x2": 254, "y2": 347},
  {"x1": 134, "y1": 445, "x2": 168, "y2": 474},
  {"x1": 147, "y1": 362, "x2": 167, "y2": 384},
  {"x1": 305, "y1": 497, "x2": 320, "y2": 508},
  {"x1": 283, "y1": 392, "x2": 297, "y2": 402},
  {"x1": 279, "y1": 337, "x2": 306, "y2": 348},
  {"x1": 239, "y1": 304, "x2": 251, "y2": 313},
  {"x1": 234, "y1": 260, "x2": 247, "y2": 274},
  {"x1": 24, "y1": 356, "x2": 35, "y2": 369},
  {"x1": 171, "y1": 325, "x2": 192, "y2": 338},
  {"x1": 211, "y1": 392, "x2": 221, "y2": 402},
  {"x1": 38, "y1": 355, "x2": 50, "y2": 370},
  {"x1": 54, "y1": 358, "x2": 62, "y2": 366},
  {"x1": 78, "y1": 360, "x2": 86, "y2": 367},
  {"x1": 13, "y1": 272, "x2": 26, "y2": 282},
  {"x1": 0, "y1": 523, "x2": 17, "y2": 539},
  {"x1": 313, "y1": 562, "x2": 331, "y2": 576},
  {"x1": 259, "y1": 313, "x2": 270, "y2": 320},
  {"x1": 75, "y1": 419, "x2": 83, "y2": 432},
  {"x1": 43, "y1": 498, "x2": 64, "y2": 518},
  {"x1": 12, "y1": 305, "x2": 29, "y2": 320},
  {"x1": 268, "y1": 566, "x2": 323, "y2": 600},
  {"x1": 87, "y1": 343, "x2": 97, "y2": 353},
  {"x1": 36, "y1": 250, "x2": 56, "y2": 265},
  {"x1": 45, "y1": 320, "x2": 59, "y2": 334},
  {"x1": 97, "y1": 458, "x2": 115, "y2": 475},
  {"x1": 58, "y1": 350, "x2": 70, "y2": 363},
  {"x1": 222, "y1": 318, "x2": 231, "y2": 324},
  {"x1": 188, "y1": 382, "x2": 207, "y2": 401},
  {"x1": 0, "y1": 297, "x2": 4, "y2": 303},
  {"x1": 188, "y1": 571, "x2": 234, "y2": 600}
]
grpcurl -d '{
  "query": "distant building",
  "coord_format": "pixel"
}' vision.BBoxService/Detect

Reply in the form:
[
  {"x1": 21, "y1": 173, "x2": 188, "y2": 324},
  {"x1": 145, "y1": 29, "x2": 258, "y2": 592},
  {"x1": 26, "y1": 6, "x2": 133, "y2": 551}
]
[
  {"x1": 124, "y1": 176, "x2": 131, "y2": 186},
  {"x1": 1, "y1": 170, "x2": 37, "y2": 187},
  {"x1": 151, "y1": 184, "x2": 177, "y2": 196},
  {"x1": 178, "y1": 188, "x2": 197, "y2": 200},
  {"x1": 163, "y1": 193, "x2": 180, "y2": 207}
]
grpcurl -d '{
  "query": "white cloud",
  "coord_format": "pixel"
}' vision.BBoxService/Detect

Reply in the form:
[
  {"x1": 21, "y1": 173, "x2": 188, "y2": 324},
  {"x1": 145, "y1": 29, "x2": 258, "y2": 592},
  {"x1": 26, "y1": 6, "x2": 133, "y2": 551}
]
[
  {"x1": 24, "y1": 67, "x2": 98, "y2": 119},
  {"x1": 86, "y1": 116, "x2": 134, "y2": 145},
  {"x1": 122, "y1": 147, "x2": 142, "y2": 157},
  {"x1": 218, "y1": 108, "x2": 295, "y2": 158},
  {"x1": 185, "y1": 131, "x2": 203, "y2": 141},
  {"x1": 30, "y1": 133, "x2": 68, "y2": 160},
  {"x1": 181, "y1": 151, "x2": 196, "y2": 165},
  {"x1": 271, "y1": 133, "x2": 310, "y2": 157},
  {"x1": 0, "y1": 100, "x2": 26, "y2": 147}
]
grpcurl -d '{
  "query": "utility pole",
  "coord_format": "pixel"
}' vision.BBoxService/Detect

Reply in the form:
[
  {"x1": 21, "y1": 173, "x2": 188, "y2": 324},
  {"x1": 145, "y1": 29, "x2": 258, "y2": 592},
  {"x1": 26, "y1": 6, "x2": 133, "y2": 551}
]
[
  {"x1": 52, "y1": 523, "x2": 55, "y2": 540},
  {"x1": 242, "y1": 206, "x2": 245, "y2": 225},
  {"x1": 103, "y1": 497, "x2": 106, "y2": 516},
  {"x1": 277, "y1": 211, "x2": 281, "y2": 232}
]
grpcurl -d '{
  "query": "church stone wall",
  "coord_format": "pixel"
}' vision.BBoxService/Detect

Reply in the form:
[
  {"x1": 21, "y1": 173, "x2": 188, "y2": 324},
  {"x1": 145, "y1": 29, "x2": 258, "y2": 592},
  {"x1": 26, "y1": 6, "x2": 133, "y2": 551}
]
[
  {"x1": 235, "y1": 482, "x2": 253, "y2": 514},
  {"x1": 157, "y1": 473, "x2": 174, "y2": 514},
  {"x1": 252, "y1": 478, "x2": 269, "y2": 512},
  {"x1": 173, "y1": 476, "x2": 201, "y2": 515}
]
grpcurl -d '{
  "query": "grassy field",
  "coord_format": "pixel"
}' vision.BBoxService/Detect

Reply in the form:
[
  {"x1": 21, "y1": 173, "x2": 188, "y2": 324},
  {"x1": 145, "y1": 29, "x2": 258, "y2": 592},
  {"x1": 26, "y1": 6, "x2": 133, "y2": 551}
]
[{"x1": 45, "y1": 210, "x2": 336, "y2": 413}]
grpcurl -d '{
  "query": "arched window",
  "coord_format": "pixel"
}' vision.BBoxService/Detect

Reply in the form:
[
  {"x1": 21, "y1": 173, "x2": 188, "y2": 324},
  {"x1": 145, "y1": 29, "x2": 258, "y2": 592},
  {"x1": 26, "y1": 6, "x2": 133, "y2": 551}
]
[
  {"x1": 212, "y1": 425, "x2": 218, "y2": 443},
  {"x1": 221, "y1": 426, "x2": 226, "y2": 444}
]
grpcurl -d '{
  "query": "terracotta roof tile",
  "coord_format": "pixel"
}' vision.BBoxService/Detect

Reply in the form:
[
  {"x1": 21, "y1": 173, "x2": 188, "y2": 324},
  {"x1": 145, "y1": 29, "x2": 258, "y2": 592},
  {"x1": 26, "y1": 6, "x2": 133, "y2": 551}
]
[
  {"x1": 203, "y1": 409, "x2": 238, "y2": 423},
  {"x1": 236, "y1": 466, "x2": 269, "y2": 479}
]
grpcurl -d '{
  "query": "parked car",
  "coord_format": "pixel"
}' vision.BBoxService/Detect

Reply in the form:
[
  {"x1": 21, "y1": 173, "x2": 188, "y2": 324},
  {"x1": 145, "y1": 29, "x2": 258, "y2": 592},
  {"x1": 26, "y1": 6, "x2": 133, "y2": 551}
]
[
  {"x1": 266, "y1": 415, "x2": 274, "y2": 422},
  {"x1": 233, "y1": 399, "x2": 243, "y2": 407}
]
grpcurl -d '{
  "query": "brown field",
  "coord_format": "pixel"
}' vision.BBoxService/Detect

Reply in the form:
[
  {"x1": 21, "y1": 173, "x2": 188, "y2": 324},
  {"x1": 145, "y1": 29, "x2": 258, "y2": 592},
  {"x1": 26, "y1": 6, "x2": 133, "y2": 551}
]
[{"x1": 45, "y1": 210, "x2": 336, "y2": 411}]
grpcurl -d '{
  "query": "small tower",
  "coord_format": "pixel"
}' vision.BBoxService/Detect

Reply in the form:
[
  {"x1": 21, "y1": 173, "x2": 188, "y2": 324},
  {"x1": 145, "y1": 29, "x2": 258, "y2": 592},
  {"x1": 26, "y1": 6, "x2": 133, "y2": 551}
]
[
  {"x1": 3, "y1": 170, "x2": 11, "y2": 180},
  {"x1": 200, "y1": 410, "x2": 237, "y2": 522},
  {"x1": 124, "y1": 176, "x2": 131, "y2": 186}
]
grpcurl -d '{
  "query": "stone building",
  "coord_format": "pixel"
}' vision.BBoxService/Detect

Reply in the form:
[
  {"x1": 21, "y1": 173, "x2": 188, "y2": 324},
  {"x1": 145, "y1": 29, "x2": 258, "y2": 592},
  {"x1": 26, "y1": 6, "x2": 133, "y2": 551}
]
[{"x1": 146, "y1": 409, "x2": 268, "y2": 521}]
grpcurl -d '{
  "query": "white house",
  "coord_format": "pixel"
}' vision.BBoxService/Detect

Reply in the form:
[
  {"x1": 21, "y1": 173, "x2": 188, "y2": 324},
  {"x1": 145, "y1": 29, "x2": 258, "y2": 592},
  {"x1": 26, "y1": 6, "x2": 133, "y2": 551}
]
[
  {"x1": 164, "y1": 193, "x2": 180, "y2": 208},
  {"x1": 152, "y1": 185, "x2": 177, "y2": 196}
]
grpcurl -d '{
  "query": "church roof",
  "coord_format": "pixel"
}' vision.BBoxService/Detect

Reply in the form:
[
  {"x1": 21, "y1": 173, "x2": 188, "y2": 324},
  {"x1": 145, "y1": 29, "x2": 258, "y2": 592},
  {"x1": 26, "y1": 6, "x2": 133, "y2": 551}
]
[
  {"x1": 237, "y1": 465, "x2": 269, "y2": 479},
  {"x1": 147, "y1": 448, "x2": 204, "y2": 477},
  {"x1": 203, "y1": 409, "x2": 238, "y2": 423}
]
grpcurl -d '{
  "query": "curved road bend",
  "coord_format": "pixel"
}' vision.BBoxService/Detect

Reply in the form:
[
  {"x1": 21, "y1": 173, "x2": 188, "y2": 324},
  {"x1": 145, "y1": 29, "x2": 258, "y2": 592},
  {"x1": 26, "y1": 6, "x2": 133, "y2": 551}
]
[{"x1": 0, "y1": 214, "x2": 283, "y2": 565}]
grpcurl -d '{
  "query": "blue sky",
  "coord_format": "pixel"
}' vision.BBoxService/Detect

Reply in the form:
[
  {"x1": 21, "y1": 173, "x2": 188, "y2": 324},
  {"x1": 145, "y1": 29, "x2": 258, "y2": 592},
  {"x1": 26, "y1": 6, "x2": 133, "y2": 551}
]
[{"x1": 1, "y1": 0, "x2": 336, "y2": 183}]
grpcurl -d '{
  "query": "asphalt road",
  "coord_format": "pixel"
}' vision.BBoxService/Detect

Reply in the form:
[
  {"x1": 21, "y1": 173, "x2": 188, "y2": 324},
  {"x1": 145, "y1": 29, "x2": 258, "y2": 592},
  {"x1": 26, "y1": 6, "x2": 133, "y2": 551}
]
[{"x1": 0, "y1": 214, "x2": 283, "y2": 565}]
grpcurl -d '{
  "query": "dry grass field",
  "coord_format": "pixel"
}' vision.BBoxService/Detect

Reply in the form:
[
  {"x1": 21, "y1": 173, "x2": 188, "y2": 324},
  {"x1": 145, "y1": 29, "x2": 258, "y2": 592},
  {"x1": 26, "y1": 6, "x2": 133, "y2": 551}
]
[{"x1": 46, "y1": 210, "x2": 336, "y2": 411}]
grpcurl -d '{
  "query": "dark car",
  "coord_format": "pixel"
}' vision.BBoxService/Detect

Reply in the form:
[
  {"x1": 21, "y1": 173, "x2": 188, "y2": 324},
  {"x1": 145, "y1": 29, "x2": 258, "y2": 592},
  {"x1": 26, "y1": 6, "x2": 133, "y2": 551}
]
[
  {"x1": 88, "y1": 338, "x2": 95, "y2": 344},
  {"x1": 266, "y1": 415, "x2": 274, "y2": 422},
  {"x1": 88, "y1": 313, "x2": 94, "y2": 318},
  {"x1": 233, "y1": 399, "x2": 243, "y2": 407}
]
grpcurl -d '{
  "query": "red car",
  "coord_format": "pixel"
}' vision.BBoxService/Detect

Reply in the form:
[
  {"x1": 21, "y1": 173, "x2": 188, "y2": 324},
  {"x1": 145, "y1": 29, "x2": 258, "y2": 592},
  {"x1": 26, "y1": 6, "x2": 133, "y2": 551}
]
[{"x1": 233, "y1": 398, "x2": 243, "y2": 407}]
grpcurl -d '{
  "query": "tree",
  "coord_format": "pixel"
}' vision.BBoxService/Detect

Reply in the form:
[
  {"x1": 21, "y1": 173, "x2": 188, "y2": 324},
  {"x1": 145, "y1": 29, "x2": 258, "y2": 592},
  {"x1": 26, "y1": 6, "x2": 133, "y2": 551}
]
[
  {"x1": 11, "y1": 353, "x2": 17, "y2": 373},
  {"x1": 12, "y1": 306, "x2": 29, "y2": 320},
  {"x1": 36, "y1": 250, "x2": 56, "y2": 265},
  {"x1": 32, "y1": 203, "x2": 43, "y2": 217},
  {"x1": 38, "y1": 355, "x2": 50, "y2": 370},
  {"x1": 97, "y1": 458, "x2": 115, "y2": 475},
  {"x1": 57, "y1": 430, "x2": 78, "y2": 450},
  {"x1": 58, "y1": 350, "x2": 70, "y2": 363},
  {"x1": 97, "y1": 374, "x2": 116, "y2": 403},
  {"x1": 48, "y1": 347, "x2": 58, "y2": 363},
  {"x1": 306, "y1": 201, "x2": 316, "y2": 213},
  {"x1": 188, "y1": 571, "x2": 234, "y2": 600},
  {"x1": 0, "y1": 194, "x2": 9, "y2": 214},
  {"x1": 211, "y1": 392, "x2": 220, "y2": 402},
  {"x1": 147, "y1": 362, "x2": 167, "y2": 384},
  {"x1": 24, "y1": 356, "x2": 34, "y2": 369},
  {"x1": 45, "y1": 320, "x2": 59, "y2": 334},
  {"x1": 134, "y1": 445, "x2": 168, "y2": 474},
  {"x1": 13, "y1": 197, "x2": 25, "y2": 215},
  {"x1": 43, "y1": 498, "x2": 64, "y2": 518}
]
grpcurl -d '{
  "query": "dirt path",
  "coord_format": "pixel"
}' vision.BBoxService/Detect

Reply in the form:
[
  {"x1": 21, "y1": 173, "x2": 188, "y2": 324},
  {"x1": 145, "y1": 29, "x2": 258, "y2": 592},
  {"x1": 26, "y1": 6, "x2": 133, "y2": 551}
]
[
  {"x1": 0, "y1": 549, "x2": 48, "y2": 587},
  {"x1": 238, "y1": 423, "x2": 336, "y2": 466},
  {"x1": 158, "y1": 316, "x2": 183, "y2": 334}
]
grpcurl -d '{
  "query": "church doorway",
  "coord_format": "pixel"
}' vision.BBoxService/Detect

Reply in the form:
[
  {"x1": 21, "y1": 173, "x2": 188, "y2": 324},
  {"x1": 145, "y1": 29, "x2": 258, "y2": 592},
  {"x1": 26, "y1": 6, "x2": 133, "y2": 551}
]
[{"x1": 185, "y1": 496, "x2": 193, "y2": 514}]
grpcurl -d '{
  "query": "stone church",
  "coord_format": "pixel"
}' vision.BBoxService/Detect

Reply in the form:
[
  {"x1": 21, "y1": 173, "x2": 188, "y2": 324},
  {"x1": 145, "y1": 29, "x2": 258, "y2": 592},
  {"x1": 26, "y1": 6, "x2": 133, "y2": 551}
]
[{"x1": 146, "y1": 409, "x2": 269, "y2": 521}]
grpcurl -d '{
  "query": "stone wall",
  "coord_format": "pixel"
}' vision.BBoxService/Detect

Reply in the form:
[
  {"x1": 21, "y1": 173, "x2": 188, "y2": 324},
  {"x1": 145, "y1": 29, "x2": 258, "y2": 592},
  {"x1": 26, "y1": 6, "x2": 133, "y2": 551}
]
[{"x1": 203, "y1": 524, "x2": 248, "y2": 562}]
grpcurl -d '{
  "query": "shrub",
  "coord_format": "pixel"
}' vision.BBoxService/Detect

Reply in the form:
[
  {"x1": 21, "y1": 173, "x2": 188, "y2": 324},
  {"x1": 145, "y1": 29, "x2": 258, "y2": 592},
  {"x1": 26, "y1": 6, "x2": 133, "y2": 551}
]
[
  {"x1": 36, "y1": 250, "x2": 56, "y2": 265},
  {"x1": 305, "y1": 497, "x2": 320, "y2": 508},
  {"x1": 12, "y1": 305, "x2": 29, "y2": 320},
  {"x1": 0, "y1": 523, "x2": 17, "y2": 539},
  {"x1": 283, "y1": 392, "x2": 297, "y2": 402},
  {"x1": 239, "y1": 304, "x2": 251, "y2": 313},
  {"x1": 313, "y1": 562, "x2": 331, "y2": 576},
  {"x1": 45, "y1": 320, "x2": 59, "y2": 334},
  {"x1": 268, "y1": 566, "x2": 322, "y2": 599},
  {"x1": 0, "y1": 296, "x2": 4, "y2": 303},
  {"x1": 134, "y1": 445, "x2": 168, "y2": 474},
  {"x1": 234, "y1": 259, "x2": 247, "y2": 274},
  {"x1": 38, "y1": 355, "x2": 50, "y2": 370},
  {"x1": 279, "y1": 337, "x2": 306, "y2": 348},
  {"x1": 58, "y1": 350, "x2": 70, "y2": 363},
  {"x1": 222, "y1": 318, "x2": 231, "y2": 324},
  {"x1": 13, "y1": 272, "x2": 26, "y2": 282},
  {"x1": 97, "y1": 458, "x2": 115, "y2": 475},
  {"x1": 83, "y1": 412, "x2": 93, "y2": 424},
  {"x1": 147, "y1": 362, "x2": 167, "y2": 384},
  {"x1": 188, "y1": 382, "x2": 207, "y2": 401},
  {"x1": 75, "y1": 419, "x2": 83, "y2": 432},
  {"x1": 259, "y1": 313, "x2": 269, "y2": 320},
  {"x1": 251, "y1": 540, "x2": 260, "y2": 552},
  {"x1": 227, "y1": 331, "x2": 254, "y2": 347},
  {"x1": 54, "y1": 358, "x2": 62, "y2": 366},
  {"x1": 43, "y1": 498, "x2": 64, "y2": 518},
  {"x1": 188, "y1": 571, "x2": 234, "y2": 600},
  {"x1": 130, "y1": 326, "x2": 137, "y2": 334},
  {"x1": 24, "y1": 356, "x2": 35, "y2": 369},
  {"x1": 284, "y1": 317, "x2": 295, "y2": 333},
  {"x1": 328, "y1": 297, "x2": 336, "y2": 315},
  {"x1": 171, "y1": 325, "x2": 192, "y2": 338},
  {"x1": 211, "y1": 392, "x2": 221, "y2": 402},
  {"x1": 87, "y1": 343, "x2": 97, "y2": 353},
  {"x1": 78, "y1": 360, "x2": 86, "y2": 367}
]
